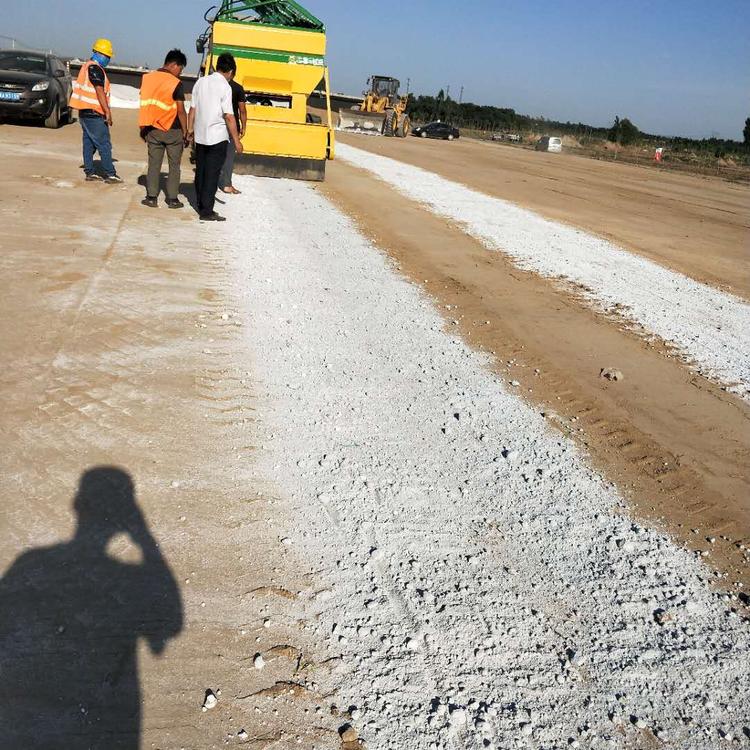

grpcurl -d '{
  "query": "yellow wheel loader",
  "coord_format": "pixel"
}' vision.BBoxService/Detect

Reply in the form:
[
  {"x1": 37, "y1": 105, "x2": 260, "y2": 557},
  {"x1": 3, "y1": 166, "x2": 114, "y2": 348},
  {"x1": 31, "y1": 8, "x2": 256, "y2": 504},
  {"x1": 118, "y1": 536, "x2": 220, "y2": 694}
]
[
  {"x1": 337, "y1": 75, "x2": 411, "y2": 137},
  {"x1": 196, "y1": 0, "x2": 334, "y2": 180}
]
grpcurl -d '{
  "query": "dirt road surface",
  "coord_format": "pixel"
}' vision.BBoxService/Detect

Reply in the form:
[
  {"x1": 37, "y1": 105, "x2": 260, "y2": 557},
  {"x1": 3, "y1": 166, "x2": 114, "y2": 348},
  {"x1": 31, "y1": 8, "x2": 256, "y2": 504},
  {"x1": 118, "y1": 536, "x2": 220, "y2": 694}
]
[
  {"x1": 1, "y1": 111, "x2": 749, "y2": 749},
  {"x1": 336, "y1": 132, "x2": 750, "y2": 300},
  {"x1": 0, "y1": 117, "x2": 342, "y2": 748}
]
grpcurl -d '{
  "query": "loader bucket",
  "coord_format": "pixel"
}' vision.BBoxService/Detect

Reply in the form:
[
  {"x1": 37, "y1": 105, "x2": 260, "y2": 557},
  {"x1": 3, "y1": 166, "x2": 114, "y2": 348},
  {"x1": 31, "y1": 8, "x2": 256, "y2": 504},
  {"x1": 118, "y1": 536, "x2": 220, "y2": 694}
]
[{"x1": 336, "y1": 108, "x2": 385, "y2": 135}]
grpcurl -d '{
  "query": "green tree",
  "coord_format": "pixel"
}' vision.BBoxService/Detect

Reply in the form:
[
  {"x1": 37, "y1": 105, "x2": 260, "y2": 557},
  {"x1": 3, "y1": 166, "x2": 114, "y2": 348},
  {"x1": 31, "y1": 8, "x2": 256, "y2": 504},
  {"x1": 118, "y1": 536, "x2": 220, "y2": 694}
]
[
  {"x1": 619, "y1": 118, "x2": 640, "y2": 145},
  {"x1": 744, "y1": 117, "x2": 750, "y2": 145},
  {"x1": 608, "y1": 115, "x2": 621, "y2": 142},
  {"x1": 608, "y1": 115, "x2": 639, "y2": 144}
]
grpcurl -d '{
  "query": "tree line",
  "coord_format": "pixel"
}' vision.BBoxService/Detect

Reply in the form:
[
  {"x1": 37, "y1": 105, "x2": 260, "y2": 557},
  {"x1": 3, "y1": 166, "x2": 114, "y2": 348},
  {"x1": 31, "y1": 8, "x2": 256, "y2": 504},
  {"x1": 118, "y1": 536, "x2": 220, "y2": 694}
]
[{"x1": 406, "y1": 91, "x2": 750, "y2": 154}]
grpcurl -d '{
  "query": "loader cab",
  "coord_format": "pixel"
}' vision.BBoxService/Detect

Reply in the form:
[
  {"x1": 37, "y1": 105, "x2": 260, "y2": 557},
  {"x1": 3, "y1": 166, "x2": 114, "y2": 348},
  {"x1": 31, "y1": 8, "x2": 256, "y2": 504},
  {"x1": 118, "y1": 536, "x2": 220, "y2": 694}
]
[{"x1": 368, "y1": 76, "x2": 400, "y2": 100}]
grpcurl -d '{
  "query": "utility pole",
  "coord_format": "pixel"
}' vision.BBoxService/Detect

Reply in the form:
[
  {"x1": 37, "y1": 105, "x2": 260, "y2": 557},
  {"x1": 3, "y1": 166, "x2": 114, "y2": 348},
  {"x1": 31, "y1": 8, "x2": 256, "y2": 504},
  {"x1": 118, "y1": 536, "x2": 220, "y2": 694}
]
[
  {"x1": 446, "y1": 84, "x2": 450, "y2": 100},
  {"x1": 459, "y1": 85, "x2": 464, "y2": 104},
  {"x1": 406, "y1": 77, "x2": 410, "y2": 96}
]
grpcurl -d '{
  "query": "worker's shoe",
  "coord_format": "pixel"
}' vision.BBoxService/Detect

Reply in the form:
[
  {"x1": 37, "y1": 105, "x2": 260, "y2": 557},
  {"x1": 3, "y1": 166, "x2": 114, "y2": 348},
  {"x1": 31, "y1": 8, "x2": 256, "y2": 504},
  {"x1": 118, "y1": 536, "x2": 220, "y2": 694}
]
[
  {"x1": 85, "y1": 173, "x2": 103, "y2": 181},
  {"x1": 141, "y1": 196, "x2": 158, "y2": 208},
  {"x1": 166, "y1": 198, "x2": 184, "y2": 209},
  {"x1": 199, "y1": 212, "x2": 226, "y2": 222},
  {"x1": 104, "y1": 174, "x2": 123, "y2": 184}
]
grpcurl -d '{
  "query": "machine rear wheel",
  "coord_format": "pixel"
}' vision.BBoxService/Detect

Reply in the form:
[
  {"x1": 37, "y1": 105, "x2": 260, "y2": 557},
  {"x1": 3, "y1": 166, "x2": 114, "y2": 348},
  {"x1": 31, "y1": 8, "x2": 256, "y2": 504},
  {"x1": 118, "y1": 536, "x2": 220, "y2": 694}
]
[{"x1": 397, "y1": 115, "x2": 410, "y2": 138}]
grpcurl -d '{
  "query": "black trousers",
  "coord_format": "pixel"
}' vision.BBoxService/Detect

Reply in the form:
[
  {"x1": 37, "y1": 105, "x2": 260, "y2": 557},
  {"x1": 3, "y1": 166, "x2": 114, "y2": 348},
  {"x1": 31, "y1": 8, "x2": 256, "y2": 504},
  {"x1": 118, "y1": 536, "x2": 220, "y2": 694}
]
[{"x1": 194, "y1": 141, "x2": 228, "y2": 216}]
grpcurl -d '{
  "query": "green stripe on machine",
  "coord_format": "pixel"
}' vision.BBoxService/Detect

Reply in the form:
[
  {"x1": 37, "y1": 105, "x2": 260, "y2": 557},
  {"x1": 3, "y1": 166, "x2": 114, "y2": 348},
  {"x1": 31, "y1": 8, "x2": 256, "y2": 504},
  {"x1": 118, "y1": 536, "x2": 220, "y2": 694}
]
[
  {"x1": 215, "y1": 0, "x2": 324, "y2": 32},
  {"x1": 212, "y1": 44, "x2": 324, "y2": 66}
]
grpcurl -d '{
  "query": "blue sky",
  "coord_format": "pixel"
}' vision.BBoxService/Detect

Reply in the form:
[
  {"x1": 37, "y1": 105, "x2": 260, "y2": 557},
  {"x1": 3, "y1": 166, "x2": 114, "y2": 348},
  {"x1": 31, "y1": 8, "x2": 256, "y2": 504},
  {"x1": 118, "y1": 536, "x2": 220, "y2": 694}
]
[{"x1": 4, "y1": 0, "x2": 749, "y2": 139}]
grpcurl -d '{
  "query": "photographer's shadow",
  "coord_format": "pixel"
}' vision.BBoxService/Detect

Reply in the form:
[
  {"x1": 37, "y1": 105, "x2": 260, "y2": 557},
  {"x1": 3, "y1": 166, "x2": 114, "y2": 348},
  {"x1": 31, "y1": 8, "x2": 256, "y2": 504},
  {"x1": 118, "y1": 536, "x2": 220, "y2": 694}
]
[{"x1": 0, "y1": 467, "x2": 183, "y2": 749}]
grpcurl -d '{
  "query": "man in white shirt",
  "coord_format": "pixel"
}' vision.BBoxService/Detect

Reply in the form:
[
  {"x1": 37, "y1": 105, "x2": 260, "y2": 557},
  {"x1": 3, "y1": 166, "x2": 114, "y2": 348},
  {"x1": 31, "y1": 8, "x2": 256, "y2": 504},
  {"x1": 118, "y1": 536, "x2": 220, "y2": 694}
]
[{"x1": 187, "y1": 53, "x2": 244, "y2": 221}]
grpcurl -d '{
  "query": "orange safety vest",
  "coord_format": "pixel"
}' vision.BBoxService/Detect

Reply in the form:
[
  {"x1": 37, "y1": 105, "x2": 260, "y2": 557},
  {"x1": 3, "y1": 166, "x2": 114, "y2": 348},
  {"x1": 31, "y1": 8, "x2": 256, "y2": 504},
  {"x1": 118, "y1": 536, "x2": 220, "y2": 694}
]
[
  {"x1": 69, "y1": 60, "x2": 110, "y2": 114},
  {"x1": 138, "y1": 70, "x2": 179, "y2": 131}
]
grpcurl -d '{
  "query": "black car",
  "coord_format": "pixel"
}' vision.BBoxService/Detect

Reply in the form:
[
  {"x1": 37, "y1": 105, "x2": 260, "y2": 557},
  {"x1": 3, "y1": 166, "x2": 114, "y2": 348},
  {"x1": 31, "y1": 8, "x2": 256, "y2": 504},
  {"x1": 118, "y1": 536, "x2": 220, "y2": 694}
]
[
  {"x1": 0, "y1": 49, "x2": 74, "y2": 128},
  {"x1": 412, "y1": 121, "x2": 460, "y2": 140}
]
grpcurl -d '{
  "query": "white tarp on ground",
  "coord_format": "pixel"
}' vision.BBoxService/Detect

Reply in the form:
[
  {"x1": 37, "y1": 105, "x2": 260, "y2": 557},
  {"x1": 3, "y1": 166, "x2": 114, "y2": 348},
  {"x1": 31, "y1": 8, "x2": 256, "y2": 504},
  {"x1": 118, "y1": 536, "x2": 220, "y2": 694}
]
[
  {"x1": 218, "y1": 174, "x2": 750, "y2": 749},
  {"x1": 336, "y1": 143, "x2": 750, "y2": 402}
]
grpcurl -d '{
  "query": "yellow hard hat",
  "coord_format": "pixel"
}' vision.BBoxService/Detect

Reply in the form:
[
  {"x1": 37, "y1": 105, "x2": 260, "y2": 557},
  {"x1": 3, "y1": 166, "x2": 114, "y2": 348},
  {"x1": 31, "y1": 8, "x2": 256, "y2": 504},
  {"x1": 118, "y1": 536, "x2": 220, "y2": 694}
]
[{"x1": 92, "y1": 38, "x2": 113, "y2": 58}]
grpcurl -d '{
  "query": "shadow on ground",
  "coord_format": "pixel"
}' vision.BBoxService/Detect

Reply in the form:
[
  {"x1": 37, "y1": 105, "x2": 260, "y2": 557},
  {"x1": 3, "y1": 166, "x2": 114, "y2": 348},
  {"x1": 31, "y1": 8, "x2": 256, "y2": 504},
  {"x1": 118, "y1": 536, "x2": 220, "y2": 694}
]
[
  {"x1": 0, "y1": 466, "x2": 182, "y2": 749},
  {"x1": 135, "y1": 174, "x2": 215, "y2": 215}
]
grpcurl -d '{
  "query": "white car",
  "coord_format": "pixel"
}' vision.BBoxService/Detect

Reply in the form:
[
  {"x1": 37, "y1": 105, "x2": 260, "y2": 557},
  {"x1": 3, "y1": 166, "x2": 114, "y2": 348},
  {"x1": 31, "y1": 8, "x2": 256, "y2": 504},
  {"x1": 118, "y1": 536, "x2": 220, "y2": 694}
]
[{"x1": 535, "y1": 136, "x2": 562, "y2": 153}]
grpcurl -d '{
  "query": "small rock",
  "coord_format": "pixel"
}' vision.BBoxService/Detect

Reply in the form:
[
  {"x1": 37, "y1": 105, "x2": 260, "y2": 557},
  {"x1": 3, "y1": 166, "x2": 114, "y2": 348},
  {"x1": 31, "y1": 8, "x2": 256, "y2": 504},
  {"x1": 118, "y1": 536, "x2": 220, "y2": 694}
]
[
  {"x1": 570, "y1": 652, "x2": 587, "y2": 667},
  {"x1": 339, "y1": 724, "x2": 358, "y2": 743},
  {"x1": 253, "y1": 653, "x2": 265, "y2": 670},
  {"x1": 202, "y1": 690, "x2": 218, "y2": 711},
  {"x1": 449, "y1": 707, "x2": 468, "y2": 727},
  {"x1": 653, "y1": 608, "x2": 673, "y2": 626},
  {"x1": 600, "y1": 368, "x2": 624, "y2": 382},
  {"x1": 238, "y1": 729, "x2": 248, "y2": 739}
]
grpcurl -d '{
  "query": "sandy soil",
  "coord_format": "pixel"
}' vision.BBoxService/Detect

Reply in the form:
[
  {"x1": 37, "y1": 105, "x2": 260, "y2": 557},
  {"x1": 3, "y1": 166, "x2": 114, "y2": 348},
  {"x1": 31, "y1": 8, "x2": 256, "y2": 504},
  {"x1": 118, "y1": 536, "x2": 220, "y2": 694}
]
[
  {"x1": 322, "y1": 158, "x2": 750, "y2": 586},
  {"x1": 0, "y1": 114, "x2": 342, "y2": 748},
  {"x1": 335, "y1": 132, "x2": 750, "y2": 300}
]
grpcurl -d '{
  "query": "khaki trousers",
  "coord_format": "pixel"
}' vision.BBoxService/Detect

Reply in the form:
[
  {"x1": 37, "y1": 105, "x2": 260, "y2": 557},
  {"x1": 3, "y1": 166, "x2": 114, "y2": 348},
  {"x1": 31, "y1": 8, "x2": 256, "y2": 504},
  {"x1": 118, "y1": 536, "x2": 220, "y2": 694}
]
[{"x1": 146, "y1": 128, "x2": 183, "y2": 200}]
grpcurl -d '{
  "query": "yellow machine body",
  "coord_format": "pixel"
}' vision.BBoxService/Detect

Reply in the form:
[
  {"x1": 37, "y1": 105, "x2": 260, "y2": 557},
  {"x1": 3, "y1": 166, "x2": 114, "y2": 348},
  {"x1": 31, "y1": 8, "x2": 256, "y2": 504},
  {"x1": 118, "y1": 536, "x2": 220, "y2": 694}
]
[{"x1": 209, "y1": 19, "x2": 334, "y2": 180}]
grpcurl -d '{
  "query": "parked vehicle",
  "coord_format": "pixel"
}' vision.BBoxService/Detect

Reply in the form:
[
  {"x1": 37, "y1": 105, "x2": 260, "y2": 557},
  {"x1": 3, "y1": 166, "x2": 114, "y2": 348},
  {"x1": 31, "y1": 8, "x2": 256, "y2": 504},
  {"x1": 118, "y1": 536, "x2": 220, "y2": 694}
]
[
  {"x1": 0, "y1": 49, "x2": 73, "y2": 128},
  {"x1": 412, "y1": 121, "x2": 460, "y2": 140},
  {"x1": 535, "y1": 135, "x2": 562, "y2": 153},
  {"x1": 491, "y1": 132, "x2": 521, "y2": 142}
]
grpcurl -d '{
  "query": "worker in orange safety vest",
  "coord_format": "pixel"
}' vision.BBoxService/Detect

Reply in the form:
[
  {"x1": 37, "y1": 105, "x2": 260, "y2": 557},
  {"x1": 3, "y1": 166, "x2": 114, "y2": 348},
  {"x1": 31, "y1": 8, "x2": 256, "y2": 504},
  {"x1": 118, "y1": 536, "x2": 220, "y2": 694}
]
[
  {"x1": 138, "y1": 49, "x2": 188, "y2": 209},
  {"x1": 69, "y1": 38, "x2": 122, "y2": 183}
]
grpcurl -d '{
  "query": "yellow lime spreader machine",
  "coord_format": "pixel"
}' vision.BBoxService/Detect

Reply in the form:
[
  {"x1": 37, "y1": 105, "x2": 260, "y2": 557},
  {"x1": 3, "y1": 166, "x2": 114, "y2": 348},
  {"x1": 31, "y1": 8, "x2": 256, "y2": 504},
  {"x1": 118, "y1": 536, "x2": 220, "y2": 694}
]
[{"x1": 196, "y1": 0, "x2": 334, "y2": 180}]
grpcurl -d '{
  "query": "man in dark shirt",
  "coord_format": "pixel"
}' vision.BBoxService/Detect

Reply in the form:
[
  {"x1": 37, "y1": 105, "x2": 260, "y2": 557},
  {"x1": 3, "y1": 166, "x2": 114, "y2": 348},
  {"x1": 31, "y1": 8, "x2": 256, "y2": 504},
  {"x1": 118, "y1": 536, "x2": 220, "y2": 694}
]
[
  {"x1": 139, "y1": 49, "x2": 188, "y2": 208},
  {"x1": 218, "y1": 65, "x2": 247, "y2": 195}
]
